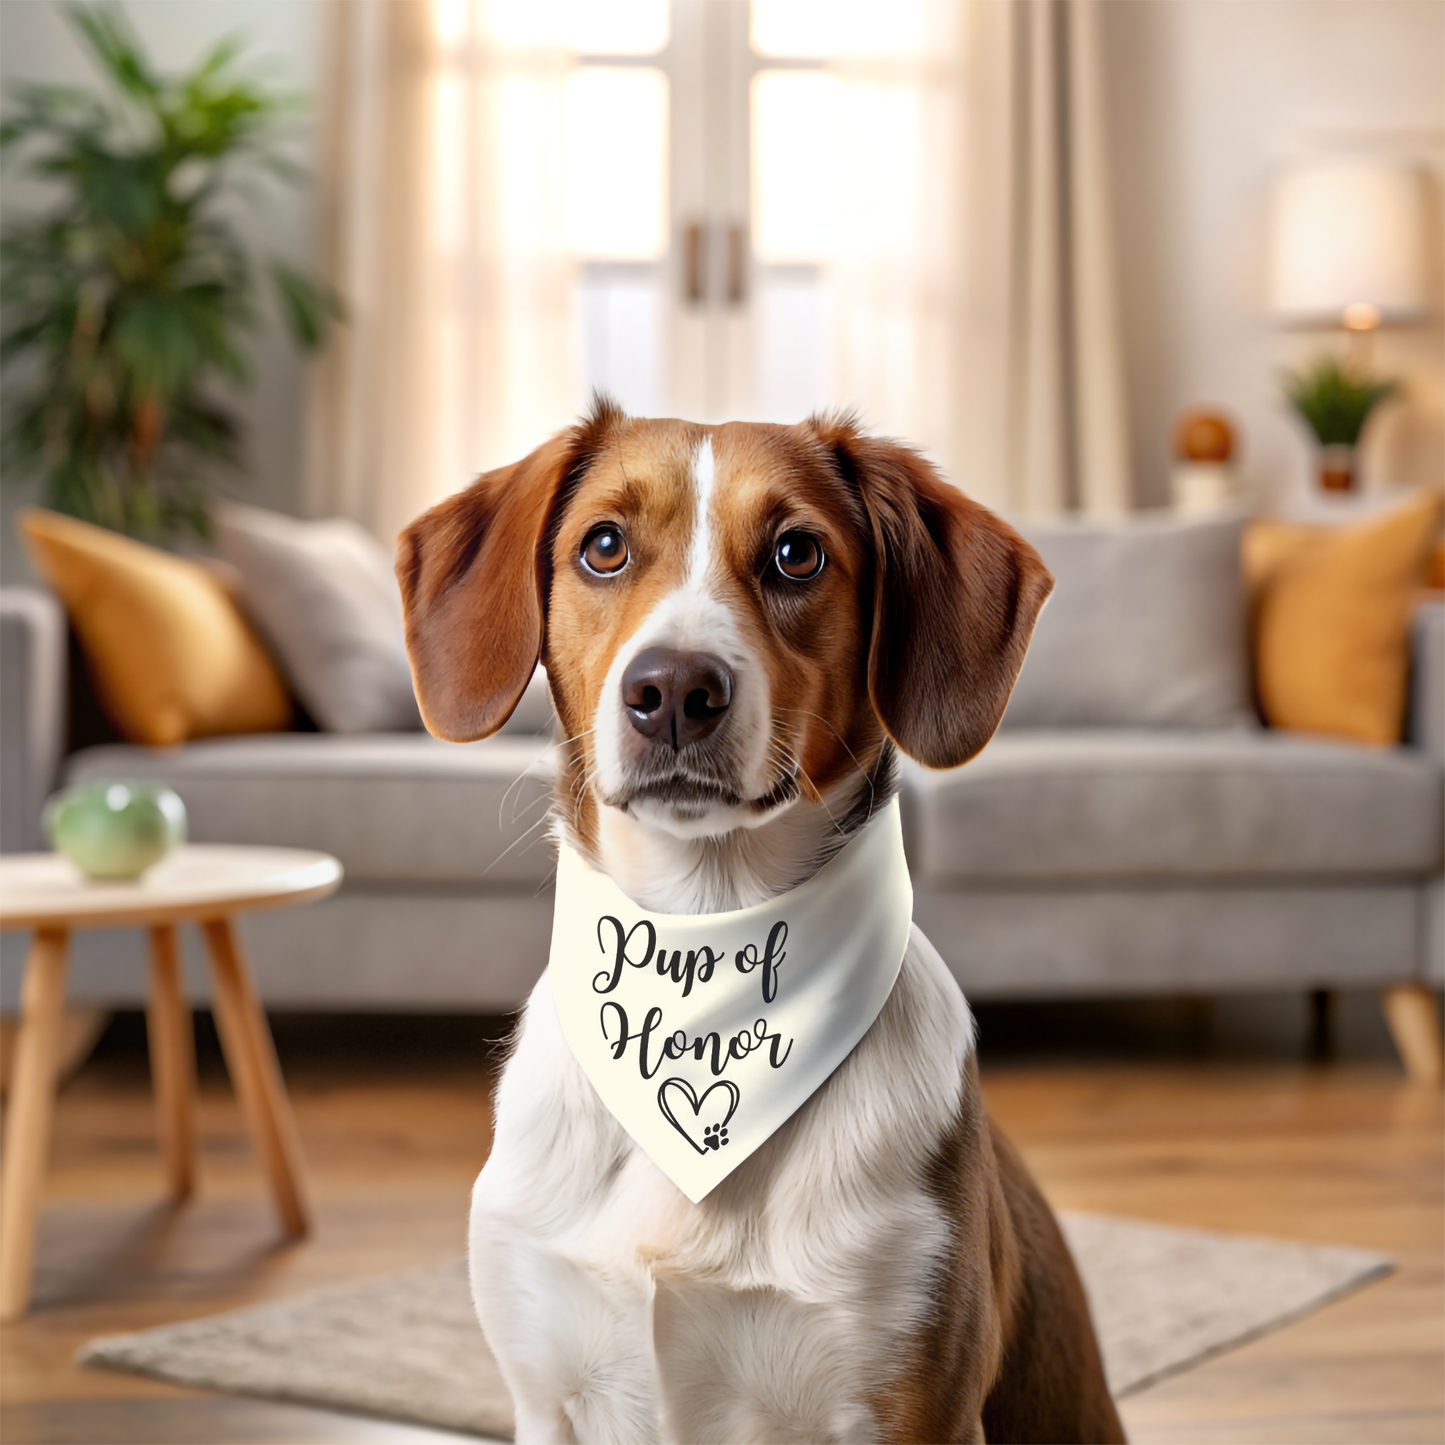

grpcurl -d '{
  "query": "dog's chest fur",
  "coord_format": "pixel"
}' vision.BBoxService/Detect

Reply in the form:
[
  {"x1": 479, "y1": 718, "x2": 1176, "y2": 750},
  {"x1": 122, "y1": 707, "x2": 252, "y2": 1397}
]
[{"x1": 470, "y1": 925, "x2": 974, "y2": 1443}]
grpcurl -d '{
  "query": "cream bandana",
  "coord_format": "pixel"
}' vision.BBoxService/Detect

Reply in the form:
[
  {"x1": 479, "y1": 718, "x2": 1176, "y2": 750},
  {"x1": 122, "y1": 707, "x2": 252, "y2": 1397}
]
[{"x1": 547, "y1": 799, "x2": 913, "y2": 1201}]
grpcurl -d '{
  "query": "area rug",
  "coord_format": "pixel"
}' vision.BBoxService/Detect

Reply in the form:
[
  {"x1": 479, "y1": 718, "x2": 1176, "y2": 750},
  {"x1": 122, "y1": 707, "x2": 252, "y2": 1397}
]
[{"x1": 80, "y1": 1213, "x2": 1391, "y2": 1440}]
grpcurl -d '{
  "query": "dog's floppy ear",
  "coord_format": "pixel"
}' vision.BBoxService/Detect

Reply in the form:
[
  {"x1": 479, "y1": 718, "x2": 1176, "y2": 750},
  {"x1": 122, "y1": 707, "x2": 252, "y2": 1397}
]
[
  {"x1": 395, "y1": 436, "x2": 573, "y2": 741},
  {"x1": 811, "y1": 414, "x2": 1054, "y2": 769},
  {"x1": 395, "y1": 397, "x2": 629, "y2": 742}
]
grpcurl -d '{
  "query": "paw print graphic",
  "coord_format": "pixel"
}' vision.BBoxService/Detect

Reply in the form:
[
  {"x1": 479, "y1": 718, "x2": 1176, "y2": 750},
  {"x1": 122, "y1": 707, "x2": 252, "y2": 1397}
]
[{"x1": 703, "y1": 1122, "x2": 730, "y2": 1151}]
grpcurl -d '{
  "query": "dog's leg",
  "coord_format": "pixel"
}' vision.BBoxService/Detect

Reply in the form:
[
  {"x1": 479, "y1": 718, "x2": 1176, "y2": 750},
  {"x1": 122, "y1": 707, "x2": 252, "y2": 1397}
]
[
  {"x1": 510, "y1": 1400, "x2": 578, "y2": 1445},
  {"x1": 472, "y1": 1226, "x2": 662, "y2": 1445},
  {"x1": 980, "y1": 1125, "x2": 1126, "y2": 1444}
]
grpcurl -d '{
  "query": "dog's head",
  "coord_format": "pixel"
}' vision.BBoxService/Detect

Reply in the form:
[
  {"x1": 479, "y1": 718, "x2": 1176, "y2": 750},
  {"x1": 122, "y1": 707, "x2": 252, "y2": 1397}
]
[{"x1": 397, "y1": 399, "x2": 1052, "y2": 846}]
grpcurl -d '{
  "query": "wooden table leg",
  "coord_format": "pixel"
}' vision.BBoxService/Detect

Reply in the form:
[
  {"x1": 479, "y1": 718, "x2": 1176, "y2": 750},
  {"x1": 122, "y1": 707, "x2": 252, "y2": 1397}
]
[
  {"x1": 0, "y1": 928, "x2": 70, "y2": 1321},
  {"x1": 146, "y1": 924, "x2": 196, "y2": 1199},
  {"x1": 1381, "y1": 985, "x2": 1445, "y2": 1085},
  {"x1": 202, "y1": 916, "x2": 310, "y2": 1237}
]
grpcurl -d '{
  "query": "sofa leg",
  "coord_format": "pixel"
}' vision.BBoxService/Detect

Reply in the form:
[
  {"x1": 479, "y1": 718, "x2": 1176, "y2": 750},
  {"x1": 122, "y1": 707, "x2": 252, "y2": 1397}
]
[
  {"x1": 1380, "y1": 986, "x2": 1444, "y2": 1084},
  {"x1": 1308, "y1": 989, "x2": 1335, "y2": 1060}
]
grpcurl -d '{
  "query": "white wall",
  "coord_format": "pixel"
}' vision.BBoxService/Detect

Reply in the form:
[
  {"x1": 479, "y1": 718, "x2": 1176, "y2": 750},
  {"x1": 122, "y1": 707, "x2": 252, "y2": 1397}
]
[
  {"x1": 1102, "y1": 0, "x2": 1445, "y2": 509},
  {"x1": 3, "y1": 0, "x2": 1439, "y2": 566},
  {"x1": 0, "y1": 0, "x2": 323, "y2": 581}
]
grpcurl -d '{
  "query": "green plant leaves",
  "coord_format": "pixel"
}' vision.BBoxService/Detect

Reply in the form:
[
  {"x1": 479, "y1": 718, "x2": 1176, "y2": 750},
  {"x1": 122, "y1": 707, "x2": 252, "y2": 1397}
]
[
  {"x1": 0, "y1": 1, "x2": 341, "y2": 540},
  {"x1": 67, "y1": 4, "x2": 162, "y2": 107},
  {"x1": 268, "y1": 260, "x2": 344, "y2": 349},
  {"x1": 111, "y1": 294, "x2": 201, "y2": 394},
  {"x1": 1282, "y1": 356, "x2": 1400, "y2": 449}
]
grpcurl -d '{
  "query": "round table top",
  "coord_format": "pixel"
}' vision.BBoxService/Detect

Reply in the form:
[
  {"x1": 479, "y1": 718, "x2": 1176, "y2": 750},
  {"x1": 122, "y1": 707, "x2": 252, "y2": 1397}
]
[{"x1": 0, "y1": 845, "x2": 343, "y2": 931}]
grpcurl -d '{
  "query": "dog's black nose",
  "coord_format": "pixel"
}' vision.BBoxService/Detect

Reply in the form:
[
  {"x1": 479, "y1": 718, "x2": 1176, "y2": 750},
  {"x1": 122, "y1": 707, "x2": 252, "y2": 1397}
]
[{"x1": 622, "y1": 647, "x2": 733, "y2": 749}]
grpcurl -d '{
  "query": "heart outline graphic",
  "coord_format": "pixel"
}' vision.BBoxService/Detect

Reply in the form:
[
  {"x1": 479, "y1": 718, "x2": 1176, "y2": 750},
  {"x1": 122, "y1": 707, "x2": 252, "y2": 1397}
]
[{"x1": 657, "y1": 1078, "x2": 740, "y2": 1156}]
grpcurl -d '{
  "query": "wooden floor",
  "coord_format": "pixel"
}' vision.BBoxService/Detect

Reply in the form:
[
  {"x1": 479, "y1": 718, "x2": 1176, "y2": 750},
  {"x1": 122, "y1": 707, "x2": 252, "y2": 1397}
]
[{"x1": 1, "y1": 1003, "x2": 1441, "y2": 1444}]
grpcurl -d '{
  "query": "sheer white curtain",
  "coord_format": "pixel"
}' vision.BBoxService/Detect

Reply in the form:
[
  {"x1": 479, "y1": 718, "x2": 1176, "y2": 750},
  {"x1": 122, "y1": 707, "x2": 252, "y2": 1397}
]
[
  {"x1": 809, "y1": 6, "x2": 964, "y2": 479},
  {"x1": 308, "y1": 0, "x2": 1131, "y2": 536},
  {"x1": 306, "y1": 0, "x2": 581, "y2": 546},
  {"x1": 824, "y1": 0, "x2": 1132, "y2": 516}
]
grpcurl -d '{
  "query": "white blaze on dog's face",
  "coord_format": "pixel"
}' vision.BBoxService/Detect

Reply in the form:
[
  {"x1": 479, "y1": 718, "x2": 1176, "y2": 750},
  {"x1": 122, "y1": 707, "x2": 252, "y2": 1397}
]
[{"x1": 544, "y1": 420, "x2": 878, "y2": 841}]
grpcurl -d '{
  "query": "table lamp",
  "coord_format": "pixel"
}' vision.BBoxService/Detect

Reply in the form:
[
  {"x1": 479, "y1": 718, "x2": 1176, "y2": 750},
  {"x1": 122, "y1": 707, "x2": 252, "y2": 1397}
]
[{"x1": 1269, "y1": 160, "x2": 1426, "y2": 371}]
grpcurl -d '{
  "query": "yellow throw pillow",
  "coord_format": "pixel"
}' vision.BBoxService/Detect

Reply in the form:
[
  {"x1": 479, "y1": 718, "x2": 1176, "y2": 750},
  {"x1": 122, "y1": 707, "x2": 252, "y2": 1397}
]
[
  {"x1": 20, "y1": 508, "x2": 293, "y2": 747},
  {"x1": 1427, "y1": 537, "x2": 1445, "y2": 593},
  {"x1": 1243, "y1": 488, "x2": 1445, "y2": 745}
]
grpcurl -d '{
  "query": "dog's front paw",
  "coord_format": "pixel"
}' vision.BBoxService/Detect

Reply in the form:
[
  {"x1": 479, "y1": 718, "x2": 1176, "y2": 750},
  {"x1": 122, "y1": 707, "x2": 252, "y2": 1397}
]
[{"x1": 703, "y1": 1123, "x2": 730, "y2": 1151}]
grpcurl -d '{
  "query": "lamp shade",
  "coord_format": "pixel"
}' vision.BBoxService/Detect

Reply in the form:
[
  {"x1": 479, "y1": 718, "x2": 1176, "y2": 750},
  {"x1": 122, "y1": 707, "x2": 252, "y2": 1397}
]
[{"x1": 1269, "y1": 161, "x2": 1426, "y2": 325}]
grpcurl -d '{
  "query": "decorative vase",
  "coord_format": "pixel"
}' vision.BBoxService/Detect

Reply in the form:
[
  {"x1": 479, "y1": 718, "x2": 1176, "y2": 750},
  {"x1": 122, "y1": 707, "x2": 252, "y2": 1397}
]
[
  {"x1": 1317, "y1": 444, "x2": 1356, "y2": 493},
  {"x1": 43, "y1": 780, "x2": 187, "y2": 880},
  {"x1": 1170, "y1": 407, "x2": 1240, "y2": 514}
]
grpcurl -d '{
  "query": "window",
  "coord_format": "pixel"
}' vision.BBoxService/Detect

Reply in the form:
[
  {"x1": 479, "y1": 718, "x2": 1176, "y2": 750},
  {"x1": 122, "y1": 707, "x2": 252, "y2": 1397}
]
[{"x1": 429, "y1": 0, "x2": 959, "y2": 449}]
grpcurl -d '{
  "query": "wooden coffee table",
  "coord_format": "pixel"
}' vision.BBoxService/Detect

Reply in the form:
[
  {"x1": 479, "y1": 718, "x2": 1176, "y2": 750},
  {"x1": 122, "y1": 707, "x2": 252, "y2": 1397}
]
[{"x1": 0, "y1": 844, "x2": 342, "y2": 1320}]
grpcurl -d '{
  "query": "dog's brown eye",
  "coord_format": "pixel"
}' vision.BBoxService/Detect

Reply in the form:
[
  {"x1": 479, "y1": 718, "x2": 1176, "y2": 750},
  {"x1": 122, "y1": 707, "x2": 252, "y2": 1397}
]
[
  {"x1": 774, "y1": 532, "x2": 824, "y2": 581},
  {"x1": 581, "y1": 526, "x2": 629, "y2": 577}
]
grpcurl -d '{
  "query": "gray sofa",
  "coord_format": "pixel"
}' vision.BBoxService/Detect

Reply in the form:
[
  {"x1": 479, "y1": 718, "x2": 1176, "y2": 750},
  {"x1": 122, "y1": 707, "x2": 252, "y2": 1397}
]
[{"x1": 2, "y1": 583, "x2": 1441, "y2": 1066}]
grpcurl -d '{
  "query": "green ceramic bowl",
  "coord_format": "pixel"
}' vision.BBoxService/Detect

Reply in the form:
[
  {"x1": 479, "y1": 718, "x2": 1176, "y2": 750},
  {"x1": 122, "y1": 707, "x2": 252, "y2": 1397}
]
[{"x1": 43, "y1": 780, "x2": 188, "y2": 881}]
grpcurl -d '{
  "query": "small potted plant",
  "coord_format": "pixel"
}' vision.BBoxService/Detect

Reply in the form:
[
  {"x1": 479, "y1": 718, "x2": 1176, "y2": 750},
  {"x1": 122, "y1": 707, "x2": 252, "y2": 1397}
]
[
  {"x1": 1281, "y1": 356, "x2": 1399, "y2": 494},
  {"x1": 0, "y1": 4, "x2": 340, "y2": 538}
]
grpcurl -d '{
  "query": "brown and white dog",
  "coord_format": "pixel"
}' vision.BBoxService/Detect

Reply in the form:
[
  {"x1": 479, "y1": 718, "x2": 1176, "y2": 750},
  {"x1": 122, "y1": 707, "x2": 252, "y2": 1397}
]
[{"x1": 397, "y1": 400, "x2": 1125, "y2": 1445}]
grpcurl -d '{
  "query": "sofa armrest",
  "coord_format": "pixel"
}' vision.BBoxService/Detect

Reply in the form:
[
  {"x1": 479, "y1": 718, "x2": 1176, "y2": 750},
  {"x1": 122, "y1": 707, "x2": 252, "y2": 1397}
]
[
  {"x1": 1407, "y1": 599, "x2": 1445, "y2": 764},
  {"x1": 1, "y1": 587, "x2": 67, "y2": 853}
]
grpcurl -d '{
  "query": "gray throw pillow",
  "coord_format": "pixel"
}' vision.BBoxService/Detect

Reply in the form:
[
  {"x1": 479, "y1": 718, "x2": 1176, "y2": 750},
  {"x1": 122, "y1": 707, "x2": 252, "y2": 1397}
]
[
  {"x1": 1002, "y1": 510, "x2": 1254, "y2": 729},
  {"x1": 213, "y1": 502, "x2": 423, "y2": 733}
]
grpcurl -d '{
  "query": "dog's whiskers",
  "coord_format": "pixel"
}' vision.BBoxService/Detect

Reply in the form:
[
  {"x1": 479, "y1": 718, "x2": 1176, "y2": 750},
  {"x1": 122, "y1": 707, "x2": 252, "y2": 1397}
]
[
  {"x1": 479, "y1": 807, "x2": 554, "y2": 878},
  {"x1": 552, "y1": 723, "x2": 598, "y2": 750},
  {"x1": 498, "y1": 756, "x2": 552, "y2": 829},
  {"x1": 776, "y1": 707, "x2": 876, "y2": 819}
]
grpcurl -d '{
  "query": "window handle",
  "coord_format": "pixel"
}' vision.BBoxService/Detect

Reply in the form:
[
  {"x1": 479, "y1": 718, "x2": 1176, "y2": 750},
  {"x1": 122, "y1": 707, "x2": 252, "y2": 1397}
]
[
  {"x1": 726, "y1": 222, "x2": 747, "y2": 306},
  {"x1": 683, "y1": 219, "x2": 707, "y2": 305}
]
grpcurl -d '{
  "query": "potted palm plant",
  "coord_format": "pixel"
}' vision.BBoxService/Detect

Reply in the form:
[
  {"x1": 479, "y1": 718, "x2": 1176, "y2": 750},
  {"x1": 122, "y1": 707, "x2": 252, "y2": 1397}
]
[
  {"x1": 1, "y1": 4, "x2": 339, "y2": 538},
  {"x1": 1282, "y1": 356, "x2": 1399, "y2": 494}
]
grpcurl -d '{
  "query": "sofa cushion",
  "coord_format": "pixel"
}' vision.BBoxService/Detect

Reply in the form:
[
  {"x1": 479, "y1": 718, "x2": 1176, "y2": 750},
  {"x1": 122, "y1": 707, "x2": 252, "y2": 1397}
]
[
  {"x1": 902, "y1": 731, "x2": 1443, "y2": 883},
  {"x1": 1, "y1": 589, "x2": 66, "y2": 853},
  {"x1": 1412, "y1": 601, "x2": 1445, "y2": 762},
  {"x1": 212, "y1": 501, "x2": 424, "y2": 734},
  {"x1": 1003, "y1": 510, "x2": 1254, "y2": 729},
  {"x1": 64, "y1": 734, "x2": 555, "y2": 887},
  {"x1": 1243, "y1": 488, "x2": 1445, "y2": 746},
  {"x1": 20, "y1": 508, "x2": 293, "y2": 746}
]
